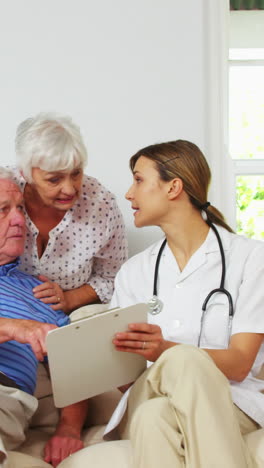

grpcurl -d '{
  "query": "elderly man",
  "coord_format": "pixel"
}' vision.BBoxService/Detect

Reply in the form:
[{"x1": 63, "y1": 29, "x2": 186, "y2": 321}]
[{"x1": 0, "y1": 168, "x2": 85, "y2": 468}]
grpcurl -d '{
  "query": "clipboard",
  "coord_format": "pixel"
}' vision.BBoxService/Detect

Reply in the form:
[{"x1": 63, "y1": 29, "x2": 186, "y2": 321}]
[{"x1": 46, "y1": 303, "x2": 148, "y2": 407}]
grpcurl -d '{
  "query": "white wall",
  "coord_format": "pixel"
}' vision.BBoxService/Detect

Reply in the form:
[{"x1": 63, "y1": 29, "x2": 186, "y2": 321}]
[{"x1": 0, "y1": 0, "x2": 229, "y2": 256}]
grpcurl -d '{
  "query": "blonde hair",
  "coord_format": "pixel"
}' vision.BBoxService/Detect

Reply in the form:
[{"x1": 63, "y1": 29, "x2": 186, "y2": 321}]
[
  {"x1": 130, "y1": 140, "x2": 233, "y2": 232},
  {"x1": 15, "y1": 112, "x2": 88, "y2": 182}
]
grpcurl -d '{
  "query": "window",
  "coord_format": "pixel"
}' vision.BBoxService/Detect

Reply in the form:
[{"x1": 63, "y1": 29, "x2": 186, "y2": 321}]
[{"x1": 229, "y1": 14, "x2": 264, "y2": 239}]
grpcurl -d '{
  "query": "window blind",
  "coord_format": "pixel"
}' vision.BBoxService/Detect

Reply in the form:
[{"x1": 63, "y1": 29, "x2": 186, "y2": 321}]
[{"x1": 230, "y1": 0, "x2": 264, "y2": 9}]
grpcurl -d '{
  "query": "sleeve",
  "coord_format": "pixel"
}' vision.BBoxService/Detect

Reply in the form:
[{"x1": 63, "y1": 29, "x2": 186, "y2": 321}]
[
  {"x1": 88, "y1": 197, "x2": 128, "y2": 303},
  {"x1": 231, "y1": 242, "x2": 264, "y2": 335},
  {"x1": 110, "y1": 268, "x2": 135, "y2": 309},
  {"x1": 110, "y1": 252, "x2": 147, "y2": 308}
]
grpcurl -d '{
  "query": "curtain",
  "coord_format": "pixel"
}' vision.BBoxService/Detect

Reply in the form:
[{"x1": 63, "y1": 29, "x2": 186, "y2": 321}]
[{"x1": 230, "y1": 0, "x2": 264, "y2": 8}]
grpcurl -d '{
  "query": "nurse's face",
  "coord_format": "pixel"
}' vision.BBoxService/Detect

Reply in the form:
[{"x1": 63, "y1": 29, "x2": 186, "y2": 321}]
[{"x1": 125, "y1": 156, "x2": 170, "y2": 228}]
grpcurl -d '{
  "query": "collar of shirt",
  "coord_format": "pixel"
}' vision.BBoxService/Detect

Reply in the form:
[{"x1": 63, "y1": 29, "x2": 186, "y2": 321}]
[
  {"x1": 0, "y1": 258, "x2": 20, "y2": 277},
  {"x1": 150, "y1": 225, "x2": 232, "y2": 257},
  {"x1": 24, "y1": 207, "x2": 74, "y2": 238},
  {"x1": 204, "y1": 225, "x2": 232, "y2": 254},
  {"x1": 149, "y1": 225, "x2": 233, "y2": 283}
]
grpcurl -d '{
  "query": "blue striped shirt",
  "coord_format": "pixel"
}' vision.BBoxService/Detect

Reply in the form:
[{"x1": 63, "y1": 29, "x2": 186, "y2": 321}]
[{"x1": 0, "y1": 259, "x2": 70, "y2": 394}]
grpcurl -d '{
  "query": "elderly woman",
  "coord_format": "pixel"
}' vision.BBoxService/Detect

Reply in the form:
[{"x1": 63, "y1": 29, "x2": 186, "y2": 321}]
[
  {"x1": 9, "y1": 112, "x2": 127, "y2": 466},
  {"x1": 11, "y1": 112, "x2": 127, "y2": 314}
]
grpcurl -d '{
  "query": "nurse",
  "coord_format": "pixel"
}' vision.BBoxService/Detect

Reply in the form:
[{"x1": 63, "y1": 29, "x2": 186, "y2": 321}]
[{"x1": 109, "y1": 140, "x2": 264, "y2": 468}]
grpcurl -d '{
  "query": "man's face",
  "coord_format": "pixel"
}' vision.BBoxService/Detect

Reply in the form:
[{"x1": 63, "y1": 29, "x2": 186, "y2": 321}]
[{"x1": 0, "y1": 179, "x2": 25, "y2": 265}]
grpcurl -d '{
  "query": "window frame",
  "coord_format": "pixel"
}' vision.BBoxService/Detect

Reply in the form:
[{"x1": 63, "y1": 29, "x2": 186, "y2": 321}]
[{"x1": 228, "y1": 51, "x2": 264, "y2": 235}]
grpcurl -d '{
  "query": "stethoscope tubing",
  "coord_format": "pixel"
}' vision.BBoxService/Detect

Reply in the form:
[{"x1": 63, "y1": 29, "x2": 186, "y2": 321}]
[{"x1": 150, "y1": 223, "x2": 234, "y2": 347}]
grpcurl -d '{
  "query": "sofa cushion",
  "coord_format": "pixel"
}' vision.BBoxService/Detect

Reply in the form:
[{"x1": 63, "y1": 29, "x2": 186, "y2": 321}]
[
  {"x1": 244, "y1": 429, "x2": 264, "y2": 468},
  {"x1": 82, "y1": 425, "x2": 106, "y2": 446},
  {"x1": 34, "y1": 364, "x2": 53, "y2": 400},
  {"x1": 7, "y1": 451, "x2": 52, "y2": 468},
  {"x1": 30, "y1": 395, "x2": 59, "y2": 431},
  {"x1": 86, "y1": 390, "x2": 122, "y2": 427},
  {"x1": 18, "y1": 429, "x2": 53, "y2": 459},
  {"x1": 32, "y1": 361, "x2": 122, "y2": 429},
  {"x1": 31, "y1": 363, "x2": 59, "y2": 430},
  {"x1": 57, "y1": 441, "x2": 132, "y2": 468},
  {"x1": 56, "y1": 432, "x2": 264, "y2": 468}
]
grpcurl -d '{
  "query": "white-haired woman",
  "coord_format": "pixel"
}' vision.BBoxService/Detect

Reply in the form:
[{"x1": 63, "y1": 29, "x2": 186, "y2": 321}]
[
  {"x1": 9, "y1": 112, "x2": 127, "y2": 466},
  {"x1": 11, "y1": 112, "x2": 127, "y2": 314}
]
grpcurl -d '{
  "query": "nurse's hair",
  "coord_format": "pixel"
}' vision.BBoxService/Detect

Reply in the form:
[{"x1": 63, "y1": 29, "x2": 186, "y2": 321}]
[
  {"x1": 15, "y1": 112, "x2": 88, "y2": 183},
  {"x1": 130, "y1": 139, "x2": 233, "y2": 233}
]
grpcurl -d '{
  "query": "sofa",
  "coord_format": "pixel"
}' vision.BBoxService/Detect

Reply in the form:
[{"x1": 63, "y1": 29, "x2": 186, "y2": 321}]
[
  {"x1": 7, "y1": 362, "x2": 124, "y2": 467},
  {"x1": 6, "y1": 303, "x2": 264, "y2": 467},
  {"x1": 6, "y1": 360, "x2": 264, "y2": 468}
]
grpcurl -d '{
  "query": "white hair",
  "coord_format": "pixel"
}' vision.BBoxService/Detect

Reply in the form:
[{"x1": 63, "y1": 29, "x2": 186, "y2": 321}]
[
  {"x1": 0, "y1": 167, "x2": 20, "y2": 189},
  {"x1": 0, "y1": 167, "x2": 15, "y2": 180},
  {"x1": 15, "y1": 112, "x2": 88, "y2": 182}
]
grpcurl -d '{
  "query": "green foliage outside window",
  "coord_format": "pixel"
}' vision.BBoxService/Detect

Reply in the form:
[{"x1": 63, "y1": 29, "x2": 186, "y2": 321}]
[{"x1": 236, "y1": 175, "x2": 264, "y2": 239}]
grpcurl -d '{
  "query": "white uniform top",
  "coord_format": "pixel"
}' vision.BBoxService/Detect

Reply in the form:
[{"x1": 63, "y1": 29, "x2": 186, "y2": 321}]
[{"x1": 105, "y1": 226, "x2": 264, "y2": 434}]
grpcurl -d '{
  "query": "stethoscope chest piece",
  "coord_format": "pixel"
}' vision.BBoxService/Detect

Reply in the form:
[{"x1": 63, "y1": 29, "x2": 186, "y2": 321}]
[{"x1": 148, "y1": 295, "x2": 163, "y2": 315}]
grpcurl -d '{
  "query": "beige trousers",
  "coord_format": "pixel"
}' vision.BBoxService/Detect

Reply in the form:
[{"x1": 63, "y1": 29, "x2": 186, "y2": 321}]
[
  {"x1": 119, "y1": 345, "x2": 258, "y2": 468},
  {"x1": 0, "y1": 385, "x2": 38, "y2": 468}
]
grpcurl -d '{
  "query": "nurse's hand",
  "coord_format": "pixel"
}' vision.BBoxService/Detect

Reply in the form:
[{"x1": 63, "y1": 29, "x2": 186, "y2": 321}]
[{"x1": 113, "y1": 323, "x2": 175, "y2": 362}]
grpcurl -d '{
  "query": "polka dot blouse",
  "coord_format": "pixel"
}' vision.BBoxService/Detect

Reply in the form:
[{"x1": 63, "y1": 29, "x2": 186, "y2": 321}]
[{"x1": 11, "y1": 169, "x2": 128, "y2": 303}]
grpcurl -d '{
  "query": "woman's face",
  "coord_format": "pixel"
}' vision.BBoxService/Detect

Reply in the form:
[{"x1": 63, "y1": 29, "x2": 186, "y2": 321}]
[
  {"x1": 30, "y1": 167, "x2": 83, "y2": 211},
  {"x1": 125, "y1": 156, "x2": 171, "y2": 228}
]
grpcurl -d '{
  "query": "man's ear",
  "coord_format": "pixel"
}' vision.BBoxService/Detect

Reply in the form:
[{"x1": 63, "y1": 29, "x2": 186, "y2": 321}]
[{"x1": 167, "y1": 178, "x2": 183, "y2": 200}]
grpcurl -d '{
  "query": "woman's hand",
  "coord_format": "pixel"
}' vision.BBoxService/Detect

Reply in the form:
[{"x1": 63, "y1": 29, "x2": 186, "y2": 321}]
[
  {"x1": 113, "y1": 322, "x2": 175, "y2": 362},
  {"x1": 33, "y1": 275, "x2": 68, "y2": 312}
]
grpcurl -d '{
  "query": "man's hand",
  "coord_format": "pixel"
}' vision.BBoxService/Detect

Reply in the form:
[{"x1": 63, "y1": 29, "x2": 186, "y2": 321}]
[
  {"x1": 44, "y1": 426, "x2": 84, "y2": 467},
  {"x1": 0, "y1": 318, "x2": 57, "y2": 361}
]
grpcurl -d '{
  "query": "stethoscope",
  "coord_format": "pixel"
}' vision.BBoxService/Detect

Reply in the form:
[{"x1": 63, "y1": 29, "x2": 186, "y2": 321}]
[{"x1": 148, "y1": 223, "x2": 234, "y2": 347}]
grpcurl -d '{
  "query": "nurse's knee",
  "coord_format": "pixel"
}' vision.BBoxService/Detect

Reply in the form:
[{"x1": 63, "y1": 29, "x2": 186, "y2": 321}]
[{"x1": 151, "y1": 344, "x2": 216, "y2": 381}]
